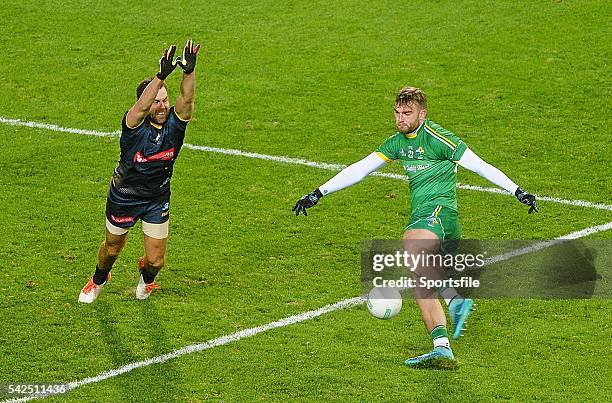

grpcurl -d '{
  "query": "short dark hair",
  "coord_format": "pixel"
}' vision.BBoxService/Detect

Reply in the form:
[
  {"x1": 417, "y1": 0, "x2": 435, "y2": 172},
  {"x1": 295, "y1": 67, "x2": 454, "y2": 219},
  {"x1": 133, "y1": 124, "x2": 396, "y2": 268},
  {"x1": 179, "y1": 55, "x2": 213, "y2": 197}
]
[
  {"x1": 396, "y1": 86, "x2": 427, "y2": 109},
  {"x1": 135, "y1": 77, "x2": 167, "y2": 100}
]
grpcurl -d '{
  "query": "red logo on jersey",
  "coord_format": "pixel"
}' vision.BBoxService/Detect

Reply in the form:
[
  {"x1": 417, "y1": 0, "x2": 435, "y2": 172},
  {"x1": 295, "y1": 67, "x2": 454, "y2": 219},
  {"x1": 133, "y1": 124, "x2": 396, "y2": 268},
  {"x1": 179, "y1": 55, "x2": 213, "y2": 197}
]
[
  {"x1": 133, "y1": 148, "x2": 175, "y2": 163},
  {"x1": 111, "y1": 215, "x2": 135, "y2": 224}
]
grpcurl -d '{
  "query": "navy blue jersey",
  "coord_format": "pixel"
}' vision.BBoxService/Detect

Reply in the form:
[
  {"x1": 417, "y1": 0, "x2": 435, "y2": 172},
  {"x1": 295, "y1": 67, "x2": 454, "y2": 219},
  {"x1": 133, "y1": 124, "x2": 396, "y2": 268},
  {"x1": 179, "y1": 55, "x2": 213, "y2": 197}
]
[{"x1": 110, "y1": 107, "x2": 187, "y2": 200}]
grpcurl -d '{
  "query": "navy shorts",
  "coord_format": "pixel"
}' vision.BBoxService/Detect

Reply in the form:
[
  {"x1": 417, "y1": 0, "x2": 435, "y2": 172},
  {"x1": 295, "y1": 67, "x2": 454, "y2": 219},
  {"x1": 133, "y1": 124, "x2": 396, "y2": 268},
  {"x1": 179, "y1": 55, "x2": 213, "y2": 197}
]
[{"x1": 105, "y1": 190, "x2": 170, "y2": 229}]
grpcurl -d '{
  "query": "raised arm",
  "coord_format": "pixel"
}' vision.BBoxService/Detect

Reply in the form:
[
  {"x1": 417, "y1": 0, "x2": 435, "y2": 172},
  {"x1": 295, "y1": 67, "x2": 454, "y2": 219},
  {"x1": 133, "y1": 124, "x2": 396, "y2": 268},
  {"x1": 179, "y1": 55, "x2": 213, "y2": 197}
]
[
  {"x1": 175, "y1": 40, "x2": 201, "y2": 121},
  {"x1": 457, "y1": 148, "x2": 538, "y2": 213},
  {"x1": 292, "y1": 152, "x2": 388, "y2": 216},
  {"x1": 126, "y1": 46, "x2": 178, "y2": 129}
]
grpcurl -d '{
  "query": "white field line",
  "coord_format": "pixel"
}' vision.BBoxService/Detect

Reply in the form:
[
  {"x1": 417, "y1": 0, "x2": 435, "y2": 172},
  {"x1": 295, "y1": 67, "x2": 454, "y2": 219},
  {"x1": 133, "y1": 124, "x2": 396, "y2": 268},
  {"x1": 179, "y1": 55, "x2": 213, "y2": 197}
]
[
  {"x1": 4, "y1": 221, "x2": 611, "y2": 403},
  {"x1": 1, "y1": 116, "x2": 611, "y2": 212},
  {"x1": 484, "y1": 221, "x2": 612, "y2": 265},
  {"x1": 3, "y1": 296, "x2": 366, "y2": 403}
]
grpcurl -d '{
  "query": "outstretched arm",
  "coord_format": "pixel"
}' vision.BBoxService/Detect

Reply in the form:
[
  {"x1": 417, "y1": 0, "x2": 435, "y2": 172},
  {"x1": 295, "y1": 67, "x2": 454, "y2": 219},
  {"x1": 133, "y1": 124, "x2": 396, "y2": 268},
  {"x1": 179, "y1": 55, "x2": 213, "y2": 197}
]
[
  {"x1": 292, "y1": 152, "x2": 387, "y2": 216},
  {"x1": 457, "y1": 148, "x2": 518, "y2": 194},
  {"x1": 457, "y1": 148, "x2": 538, "y2": 213},
  {"x1": 126, "y1": 46, "x2": 178, "y2": 128},
  {"x1": 175, "y1": 40, "x2": 201, "y2": 121},
  {"x1": 320, "y1": 152, "x2": 388, "y2": 195}
]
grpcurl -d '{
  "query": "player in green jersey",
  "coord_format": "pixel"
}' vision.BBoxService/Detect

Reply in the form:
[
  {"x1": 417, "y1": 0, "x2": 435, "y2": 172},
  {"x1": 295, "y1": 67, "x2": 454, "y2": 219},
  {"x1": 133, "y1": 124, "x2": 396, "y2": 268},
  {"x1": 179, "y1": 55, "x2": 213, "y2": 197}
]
[{"x1": 293, "y1": 86, "x2": 538, "y2": 368}]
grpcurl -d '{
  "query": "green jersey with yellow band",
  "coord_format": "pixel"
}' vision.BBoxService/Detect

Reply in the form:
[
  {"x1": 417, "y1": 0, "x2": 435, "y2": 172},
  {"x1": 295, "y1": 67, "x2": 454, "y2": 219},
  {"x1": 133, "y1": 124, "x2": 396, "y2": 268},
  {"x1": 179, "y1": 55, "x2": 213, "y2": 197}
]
[{"x1": 375, "y1": 118, "x2": 468, "y2": 213}]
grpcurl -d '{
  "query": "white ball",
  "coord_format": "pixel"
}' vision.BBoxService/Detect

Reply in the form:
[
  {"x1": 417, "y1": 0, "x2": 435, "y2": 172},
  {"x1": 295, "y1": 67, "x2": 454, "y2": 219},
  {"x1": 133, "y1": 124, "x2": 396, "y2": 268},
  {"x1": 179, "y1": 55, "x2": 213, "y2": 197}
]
[{"x1": 366, "y1": 287, "x2": 402, "y2": 319}]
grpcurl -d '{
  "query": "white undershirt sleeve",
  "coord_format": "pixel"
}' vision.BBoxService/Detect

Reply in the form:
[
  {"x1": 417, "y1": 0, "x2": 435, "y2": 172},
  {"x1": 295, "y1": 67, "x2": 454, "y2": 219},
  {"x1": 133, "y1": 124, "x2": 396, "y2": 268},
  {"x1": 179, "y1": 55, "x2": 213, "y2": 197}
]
[
  {"x1": 319, "y1": 152, "x2": 388, "y2": 195},
  {"x1": 457, "y1": 148, "x2": 519, "y2": 195}
]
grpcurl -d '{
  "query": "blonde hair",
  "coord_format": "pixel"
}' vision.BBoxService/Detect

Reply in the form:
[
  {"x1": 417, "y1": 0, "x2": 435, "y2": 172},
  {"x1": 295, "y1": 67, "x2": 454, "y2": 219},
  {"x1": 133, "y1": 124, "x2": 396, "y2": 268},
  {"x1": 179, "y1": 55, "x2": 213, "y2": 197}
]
[{"x1": 396, "y1": 87, "x2": 427, "y2": 108}]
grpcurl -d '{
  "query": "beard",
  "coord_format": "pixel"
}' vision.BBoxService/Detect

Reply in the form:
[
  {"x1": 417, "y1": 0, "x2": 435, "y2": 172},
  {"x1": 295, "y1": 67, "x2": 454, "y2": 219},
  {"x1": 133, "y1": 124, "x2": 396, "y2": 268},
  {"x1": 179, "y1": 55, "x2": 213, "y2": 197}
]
[
  {"x1": 150, "y1": 110, "x2": 168, "y2": 125},
  {"x1": 397, "y1": 121, "x2": 419, "y2": 133}
]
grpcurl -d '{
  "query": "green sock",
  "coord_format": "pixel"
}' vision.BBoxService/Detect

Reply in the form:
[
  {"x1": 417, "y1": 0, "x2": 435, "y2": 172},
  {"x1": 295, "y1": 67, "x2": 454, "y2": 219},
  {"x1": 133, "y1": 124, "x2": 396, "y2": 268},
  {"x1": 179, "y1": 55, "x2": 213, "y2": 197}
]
[{"x1": 431, "y1": 325, "x2": 451, "y2": 350}]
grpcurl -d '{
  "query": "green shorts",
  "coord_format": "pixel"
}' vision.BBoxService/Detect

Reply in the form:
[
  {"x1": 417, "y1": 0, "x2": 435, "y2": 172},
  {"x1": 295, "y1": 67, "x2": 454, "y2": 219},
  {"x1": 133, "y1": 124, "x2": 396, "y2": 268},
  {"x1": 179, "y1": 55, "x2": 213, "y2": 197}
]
[{"x1": 406, "y1": 204, "x2": 461, "y2": 241}]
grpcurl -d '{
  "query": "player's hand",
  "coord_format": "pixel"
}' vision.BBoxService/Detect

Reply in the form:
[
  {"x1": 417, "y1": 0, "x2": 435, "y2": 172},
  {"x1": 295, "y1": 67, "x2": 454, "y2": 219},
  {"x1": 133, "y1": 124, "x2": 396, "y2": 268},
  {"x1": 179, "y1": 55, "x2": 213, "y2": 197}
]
[
  {"x1": 176, "y1": 39, "x2": 201, "y2": 74},
  {"x1": 515, "y1": 187, "x2": 538, "y2": 214},
  {"x1": 156, "y1": 45, "x2": 178, "y2": 80},
  {"x1": 292, "y1": 188, "x2": 323, "y2": 216}
]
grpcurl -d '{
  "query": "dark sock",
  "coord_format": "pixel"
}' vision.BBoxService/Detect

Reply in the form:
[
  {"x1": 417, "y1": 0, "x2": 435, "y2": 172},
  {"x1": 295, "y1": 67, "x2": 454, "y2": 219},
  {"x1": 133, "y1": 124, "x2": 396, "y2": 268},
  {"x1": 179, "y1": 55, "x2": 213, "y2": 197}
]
[
  {"x1": 93, "y1": 265, "x2": 111, "y2": 285},
  {"x1": 141, "y1": 268, "x2": 156, "y2": 284}
]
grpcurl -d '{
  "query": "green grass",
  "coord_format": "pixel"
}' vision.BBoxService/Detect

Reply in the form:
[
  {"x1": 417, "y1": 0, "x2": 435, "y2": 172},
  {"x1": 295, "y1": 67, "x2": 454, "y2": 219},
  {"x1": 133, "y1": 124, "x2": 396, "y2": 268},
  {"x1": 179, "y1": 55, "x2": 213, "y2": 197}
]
[{"x1": 1, "y1": 0, "x2": 611, "y2": 402}]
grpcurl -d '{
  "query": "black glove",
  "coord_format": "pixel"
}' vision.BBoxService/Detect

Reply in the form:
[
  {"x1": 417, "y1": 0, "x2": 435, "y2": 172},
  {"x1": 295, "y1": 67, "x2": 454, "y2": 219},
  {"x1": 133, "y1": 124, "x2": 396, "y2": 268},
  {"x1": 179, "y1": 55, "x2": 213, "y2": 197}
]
[
  {"x1": 515, "y1": 187, "x2": 538, "y2": 214},
  {"x1": 156, "y1": 45, "x2": 178, "y2": 80},
  {"x1": 176, "y1": 39, "x2": 201, "y2": 74},
  {"x1": 292, "y1": 188, "x2": 323, "y2": 216}
]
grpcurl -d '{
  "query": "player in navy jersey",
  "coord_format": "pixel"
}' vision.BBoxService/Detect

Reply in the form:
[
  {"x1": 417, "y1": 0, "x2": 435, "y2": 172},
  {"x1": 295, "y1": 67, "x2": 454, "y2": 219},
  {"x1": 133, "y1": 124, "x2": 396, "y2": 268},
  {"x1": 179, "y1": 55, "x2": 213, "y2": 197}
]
[{"x1": 79, "y1": 40, "x2": 201, "y2": 303}]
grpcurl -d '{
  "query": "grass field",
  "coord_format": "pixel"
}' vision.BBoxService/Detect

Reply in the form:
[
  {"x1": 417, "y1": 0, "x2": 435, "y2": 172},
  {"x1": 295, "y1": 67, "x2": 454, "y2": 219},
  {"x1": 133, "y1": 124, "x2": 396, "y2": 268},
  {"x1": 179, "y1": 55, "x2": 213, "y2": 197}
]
[{"x1": 1, "y1": 1, "x2": 611, "y2": 402}]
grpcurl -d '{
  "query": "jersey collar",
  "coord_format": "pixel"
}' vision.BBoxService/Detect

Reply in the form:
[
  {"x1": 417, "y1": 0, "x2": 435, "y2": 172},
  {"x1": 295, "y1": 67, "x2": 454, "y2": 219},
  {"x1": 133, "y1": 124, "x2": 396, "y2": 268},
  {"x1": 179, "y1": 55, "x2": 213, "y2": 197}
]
[{"x1": 403, "y1": 120, "x2": 425, "y2": 139}]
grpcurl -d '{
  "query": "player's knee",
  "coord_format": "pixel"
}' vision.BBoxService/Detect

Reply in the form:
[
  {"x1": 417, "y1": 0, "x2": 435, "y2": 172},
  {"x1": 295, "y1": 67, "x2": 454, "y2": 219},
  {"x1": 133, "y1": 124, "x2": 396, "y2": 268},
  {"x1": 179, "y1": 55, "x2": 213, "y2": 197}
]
[
  {"x1": 103, "y1": 241, "x2": 124, "y2": 259},
  {"x1": 102, "y1": 238, "x2": 125, "y2": 258},
  {"x1": 403, "y1": 230, "x2": 439, "y2": 254}
]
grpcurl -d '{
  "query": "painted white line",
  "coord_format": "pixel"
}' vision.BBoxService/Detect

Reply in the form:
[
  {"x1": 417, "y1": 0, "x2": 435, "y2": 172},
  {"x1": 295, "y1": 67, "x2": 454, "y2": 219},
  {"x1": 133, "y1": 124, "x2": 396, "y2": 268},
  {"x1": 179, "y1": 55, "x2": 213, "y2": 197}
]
[
  {"x1": 1, "y1": 116, "x2": 611, "y2": 212},
  {"x1": 4, "y1": 221, "x2": 611, "y2": 403},
  {"x1": 455, "y1": 183, "x2": 612, "y2": 212},
  {"x1": 0, "y1": 117, "x2": 120, "y2": 138},
  {"x1": 2, "y1": 296, "x2": 366, "y2": 403},
  {"x1": 484, "y1": 221, "x2": 612, "y2": 265},
  {"x1": 184, "y1": 143, "x2": 346, "y2": 171}
]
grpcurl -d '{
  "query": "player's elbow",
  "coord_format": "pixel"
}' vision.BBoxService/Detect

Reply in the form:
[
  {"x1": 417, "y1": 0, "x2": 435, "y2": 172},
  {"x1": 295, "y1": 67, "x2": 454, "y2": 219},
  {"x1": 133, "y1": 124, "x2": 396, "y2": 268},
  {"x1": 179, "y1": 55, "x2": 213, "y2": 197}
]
[{"x1": 175, "y1": 106, "x2": 194, "y2": 121}]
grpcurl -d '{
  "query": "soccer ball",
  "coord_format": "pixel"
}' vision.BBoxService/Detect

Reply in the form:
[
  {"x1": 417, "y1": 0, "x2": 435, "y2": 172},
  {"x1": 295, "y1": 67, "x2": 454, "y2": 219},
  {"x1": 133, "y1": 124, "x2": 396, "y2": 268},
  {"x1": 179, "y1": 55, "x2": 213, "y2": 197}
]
[{"x1": 366, "y1": 287, "x2": 402, "y2": 319}]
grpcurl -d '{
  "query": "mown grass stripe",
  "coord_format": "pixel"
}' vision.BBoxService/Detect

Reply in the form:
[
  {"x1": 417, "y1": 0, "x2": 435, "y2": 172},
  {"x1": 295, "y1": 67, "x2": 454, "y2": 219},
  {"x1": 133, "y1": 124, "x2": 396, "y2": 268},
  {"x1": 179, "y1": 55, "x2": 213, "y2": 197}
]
[
  {"x1": 4, "y1": 221, "x2": 611, "y2": 402},
  {"x1": 2, "y1": 116, "x2": 610, "y2": 212}
]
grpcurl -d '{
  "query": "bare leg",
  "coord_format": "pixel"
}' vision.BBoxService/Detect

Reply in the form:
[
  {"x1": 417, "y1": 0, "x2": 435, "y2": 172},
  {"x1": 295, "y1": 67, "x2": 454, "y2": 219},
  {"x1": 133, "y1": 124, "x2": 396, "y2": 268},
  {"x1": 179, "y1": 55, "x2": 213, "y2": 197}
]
[
  {"x1": 142, "y1": 234, "x2": 168, "y2": 280},
  {"x1": 78, "y1": 228, "x2": 128, "y2": 302},
  {"x1": 403, "y1": 229, "x2": 445, "y2": 333},
  {"x1": 98, "y1": 229, "x2": 128, "y2": 271},
  {"x1": 403, "y1": 229, "x2": 458, "y2": 366}
]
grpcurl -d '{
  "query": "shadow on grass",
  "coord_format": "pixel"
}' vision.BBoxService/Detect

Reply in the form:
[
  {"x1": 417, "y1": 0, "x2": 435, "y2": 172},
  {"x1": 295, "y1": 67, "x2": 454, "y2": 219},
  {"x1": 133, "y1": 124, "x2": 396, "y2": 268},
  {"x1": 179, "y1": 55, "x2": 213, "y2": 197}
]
[{"x1": 92, "y1": 300, "x2": 184, "y2": 401}]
